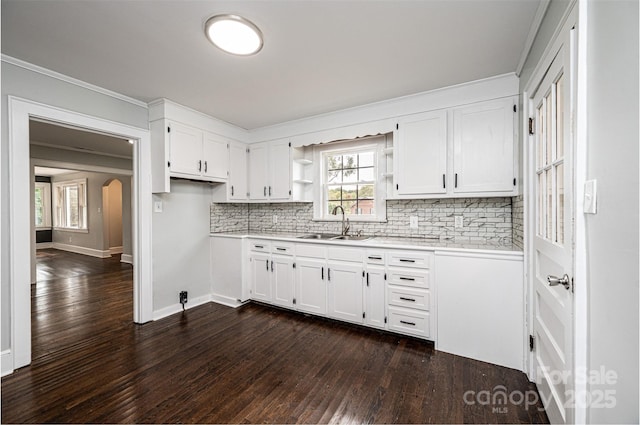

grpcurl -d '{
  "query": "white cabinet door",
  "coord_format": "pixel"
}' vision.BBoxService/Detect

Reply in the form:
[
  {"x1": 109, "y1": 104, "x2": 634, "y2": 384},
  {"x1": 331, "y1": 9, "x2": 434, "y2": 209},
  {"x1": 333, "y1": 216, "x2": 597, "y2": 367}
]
[
  {"x1": 202, "y1": 132, "x2": 228, "y2": 180},
  {"x1": 228, "y1": 143, "x2": 247, "y2": 200},
  {"x1": 268, "y1": 139, "x2": 291, "y2": 200},
  {"x1": 395, "y1": 110, "x2": 447, "y2": 195},
  {"x1": 271, "y1": 255, "x2": 295, "y2": 308},
  {"x1": 452, "y1": 98, "x2": 515, "y2": 193},
  {"x1": 295, "y1": 258, "x2": 326, "y2": 315},
  {"x1": 364, "y1": 265, "x2": 386, "y2": 329},
  {"x1": 169, "y1": 122, "x2": 202, "y2": 177},
  {"x1": 249, "y1": 143, "x2": 269, "y2": 200},
  {"x1": 327, "y1": 261, "x2": 363, "y2": 324},
  {"x1": 250, "y1": 252, "x2": 271, "y2": 302}
]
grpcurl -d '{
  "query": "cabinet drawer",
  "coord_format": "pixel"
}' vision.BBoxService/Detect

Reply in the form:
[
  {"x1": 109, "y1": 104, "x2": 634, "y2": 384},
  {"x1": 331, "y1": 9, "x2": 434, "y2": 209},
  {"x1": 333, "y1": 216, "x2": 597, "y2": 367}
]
[
  {"x1": 386, "y1": 268, "x2": 430, "y2": 289},
  {"x1": 365, "y1": 250, "x2": 385, "y2": 265},
  {"x1": 249, "y1": 240, "x2": 271, "y2": 252},
  {"x1": 327, "y1": 247, "x2": 363, "y2": 262},
  {"x1": 271, "y1": 242, "x2": 295, "y2": 256},
  {"x1": 388, "y1": 286, "x2": 430, "y2": 311},
  {"x1": 295, "y1": 243, "x2": 326, "y2": 259},
  {"x1": 388, "y1": 307, "x2": 431, "y2": 339},
  {"x1": 387, "y1": 250, "x2": 433, "y2": 269}
]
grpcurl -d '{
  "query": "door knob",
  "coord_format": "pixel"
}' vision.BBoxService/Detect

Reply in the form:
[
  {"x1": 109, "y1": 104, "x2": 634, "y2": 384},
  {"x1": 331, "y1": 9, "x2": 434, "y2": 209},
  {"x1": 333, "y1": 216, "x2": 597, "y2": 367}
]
[{"x1": 547, "y1": 274, "x2": 571, "y2": 290}]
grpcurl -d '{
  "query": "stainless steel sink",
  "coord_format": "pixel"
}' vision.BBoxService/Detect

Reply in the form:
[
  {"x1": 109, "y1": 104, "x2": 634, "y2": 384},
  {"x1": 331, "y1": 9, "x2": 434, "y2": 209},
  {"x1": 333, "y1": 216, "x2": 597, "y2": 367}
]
[
  {"x1": 330, "y1": 235, "x2": 373, "y2": 241},
  {"x1": 296, "y1": 233, "x2": 341, "y2": 239}
]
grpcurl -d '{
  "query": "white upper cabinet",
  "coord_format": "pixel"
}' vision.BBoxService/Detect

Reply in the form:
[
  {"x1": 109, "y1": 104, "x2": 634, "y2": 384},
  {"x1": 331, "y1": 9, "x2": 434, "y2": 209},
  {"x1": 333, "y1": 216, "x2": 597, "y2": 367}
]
[
  {"x1": 202, "y1": 132, "x2": 229, "y2": 180},
  {"x1": 228, "y1": 143, "x2": 248, "y2": 200},
  {"x1": 395, "y1": 110, "x2": 447, "y2": 196},
  {"x1": 249, "y1": 142, "x2": 269, "y2": 200},
  {"x1": 166, "y1": 122, "x2": 230, "y2": 182},
  {"x1": 452, "y1": 98, "x2": 516, "y2": 194},
  {"x1": 168, "y1": 122, "x2": 203, "y2": 177},
  {"x1": 392, "y1": 96, "x2": 517, "y2": 199},
  {"x1": 249, "y1": 139, "x2": 291, "y2": 200}
]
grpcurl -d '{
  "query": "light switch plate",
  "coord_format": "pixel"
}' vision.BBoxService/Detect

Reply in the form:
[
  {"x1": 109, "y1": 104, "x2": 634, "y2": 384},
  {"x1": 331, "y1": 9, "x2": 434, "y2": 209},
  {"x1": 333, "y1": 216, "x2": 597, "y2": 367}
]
[
  {"x1": 584, "y1": 179, "x2": 597, "y2": 214},
  {"x1": 273, "y1": 215, "x2": 278, "y2": 224},
  {"x1": 409, "y1": 216, "x2": 418, "y2": 228},
  {"x1": 154, "y1": 201, "x2": 163, "y2": 213}
]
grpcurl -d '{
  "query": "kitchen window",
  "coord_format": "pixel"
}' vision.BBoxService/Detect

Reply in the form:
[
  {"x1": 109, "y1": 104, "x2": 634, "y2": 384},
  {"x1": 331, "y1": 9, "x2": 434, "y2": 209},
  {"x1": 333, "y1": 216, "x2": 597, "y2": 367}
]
[
  {"x1": 53, "y1": 179, "x2": 88, "y2": 231},
  {"x1": 34, "y1": 182, "x2": 52, "y2": 229},
  {"x1": 314, "y1": 135, "x2": 388, "y2": 222}
]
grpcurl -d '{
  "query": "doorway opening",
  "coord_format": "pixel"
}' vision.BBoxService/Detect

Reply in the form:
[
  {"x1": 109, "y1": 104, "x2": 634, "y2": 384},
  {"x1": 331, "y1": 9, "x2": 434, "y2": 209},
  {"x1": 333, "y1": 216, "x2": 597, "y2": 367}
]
[{"x1": 8, "y1": 96, "x2": 153, "y2": 372}]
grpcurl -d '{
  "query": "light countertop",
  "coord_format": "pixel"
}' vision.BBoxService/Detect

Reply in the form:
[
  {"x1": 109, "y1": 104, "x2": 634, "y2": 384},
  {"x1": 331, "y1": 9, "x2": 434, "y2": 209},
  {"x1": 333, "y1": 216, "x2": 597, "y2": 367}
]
[{"x1": 210, "y1": 231, "x2": 523, "y2": 257}]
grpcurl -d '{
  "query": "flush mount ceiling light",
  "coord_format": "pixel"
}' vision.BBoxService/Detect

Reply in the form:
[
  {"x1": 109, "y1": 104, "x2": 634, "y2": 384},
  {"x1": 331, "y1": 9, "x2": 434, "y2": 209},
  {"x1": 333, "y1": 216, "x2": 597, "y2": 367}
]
[{"x1": 204, "y1": 14, "x2": 263, "y2": 56}]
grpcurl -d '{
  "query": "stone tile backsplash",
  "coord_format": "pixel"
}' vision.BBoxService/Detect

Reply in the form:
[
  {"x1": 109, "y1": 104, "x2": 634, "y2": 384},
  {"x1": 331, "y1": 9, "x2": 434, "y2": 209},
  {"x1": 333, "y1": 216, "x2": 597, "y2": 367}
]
[
  {"x1": 211, "y1": 198, "x2": 514, "y2": 244},
  {"x1": 512, "y1": 195, "x2": 524, "y2": 249}
]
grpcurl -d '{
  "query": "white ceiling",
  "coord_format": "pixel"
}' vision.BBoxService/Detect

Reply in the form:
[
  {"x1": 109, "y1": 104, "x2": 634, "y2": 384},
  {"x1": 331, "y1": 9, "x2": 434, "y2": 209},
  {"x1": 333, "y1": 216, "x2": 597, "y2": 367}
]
[
  {"x1": 30, "y1": 120, "x2": 133, "y2": 159},
  {"x1": 2, "y1": 0, "x2": 540, "y2": 130}
]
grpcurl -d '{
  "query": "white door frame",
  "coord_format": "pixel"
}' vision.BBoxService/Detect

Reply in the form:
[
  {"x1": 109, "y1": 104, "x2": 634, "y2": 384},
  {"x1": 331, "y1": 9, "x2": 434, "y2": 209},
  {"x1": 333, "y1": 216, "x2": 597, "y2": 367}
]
[
  {"x1": 8, "y1": 96, "x2": 153, "y2": 371},
  {"x1": 522, "y1": 1, "x2": 588, "y2": 423}
]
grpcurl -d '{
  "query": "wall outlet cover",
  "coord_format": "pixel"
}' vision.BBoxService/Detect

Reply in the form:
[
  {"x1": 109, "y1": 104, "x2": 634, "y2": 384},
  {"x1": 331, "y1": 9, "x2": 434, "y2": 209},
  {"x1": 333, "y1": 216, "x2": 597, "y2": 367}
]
[
  {"x1": 154, "y1": 201, "x2": 163, "y2": 213},
  {"x1": 584, "y1": 179, "x2": 597, "y2": 214},
  {"x1": 409, "y1": 216, "x2": 418, "y2": 228},
  {"x1": 454, "y1": 215, "x2": 464, "y2": 228},
  {"x1": 273, "y1": 215, "x2": 278, "y2": 224}
]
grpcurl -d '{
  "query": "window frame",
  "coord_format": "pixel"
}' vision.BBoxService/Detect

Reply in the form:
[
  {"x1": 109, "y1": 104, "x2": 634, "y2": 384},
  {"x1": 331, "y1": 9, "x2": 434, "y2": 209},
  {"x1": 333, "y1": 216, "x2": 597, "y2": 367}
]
[
  {"x1": 34, "y1": 181, "x2": 52, "y2": 230},
  {"x1": 52, "y1": 178, "x2": 88, "y2": 232},
  {"x1": 313, "y1": 136, "x2": 387, "y2": 222}
]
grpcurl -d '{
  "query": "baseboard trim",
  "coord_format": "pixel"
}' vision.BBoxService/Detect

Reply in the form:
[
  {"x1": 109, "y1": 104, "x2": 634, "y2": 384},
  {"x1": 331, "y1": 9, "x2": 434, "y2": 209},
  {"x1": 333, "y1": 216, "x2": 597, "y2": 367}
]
[
  {"x1": 109, "y1": 246, "x2": 123, "y2": 255},
  {"x1": 120, "y1": 254, "x2": 133, "y2": 264},
  {"x1": 36, "y1": 242, "x2": 53, "y2": 249},
  {"x1": 1, "y1": 350, "x2": 13, "y2": 377},
  {"x1": 211, "y1": 294, "x2": 247, "y2": 308},
  {"x1": 52, "y1": 243, "x2": 111, "y2": 258},
  {"x1": 152, "y1": 294, "x2": 212, "y2": 321}
]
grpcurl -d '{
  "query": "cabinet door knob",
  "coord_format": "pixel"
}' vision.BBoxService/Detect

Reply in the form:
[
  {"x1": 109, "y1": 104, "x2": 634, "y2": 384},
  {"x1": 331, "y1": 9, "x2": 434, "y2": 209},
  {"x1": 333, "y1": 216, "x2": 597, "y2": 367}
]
[
  {"x1": 269, "y1": 186, "x2": 272, "y2": 196},
  {"x1": 264, "y1": 186, "x2": 267, "y2": 196},
  {"x1": 198, "y1": 160, "x2": 202, "y2": 172},
  {"x1": 204, "y1": 161, "x2": 208, "y2": 173},
  {"x1": 231, "y1": 186, "x2": 234, "y2": 196}
]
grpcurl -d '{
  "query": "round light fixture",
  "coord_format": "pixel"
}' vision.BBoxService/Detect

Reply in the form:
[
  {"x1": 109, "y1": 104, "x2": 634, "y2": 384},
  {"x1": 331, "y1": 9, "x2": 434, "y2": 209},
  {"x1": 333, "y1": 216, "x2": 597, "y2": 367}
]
[{"x1": 204, "y1": 14, "x2": 263, "y2": 56}]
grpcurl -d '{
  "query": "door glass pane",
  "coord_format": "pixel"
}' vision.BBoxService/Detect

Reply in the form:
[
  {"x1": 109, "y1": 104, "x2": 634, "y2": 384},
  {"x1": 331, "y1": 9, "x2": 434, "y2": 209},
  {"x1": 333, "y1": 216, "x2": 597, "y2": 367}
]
[
  {"x1": 537, "y1": 105, "x2": 544, "y2": 169},
  {"x1": 546, "y1": 169, "x2": 553, "y2": 239},
  {"x1": 556, "y1": 74, "x2": 565, "y2": 159},
  {"x1": 35, "y1": 187, "x2": 44, "y2": 226},
  {"x1": 545, "y1": 93, "x2": 552, "y2": 165},
  {"x1": 556, "y1": 163, "x2": 564, "y2": 244},
  {"x1": 537, "y1": 173, "x2": 544, "y2": 236}
]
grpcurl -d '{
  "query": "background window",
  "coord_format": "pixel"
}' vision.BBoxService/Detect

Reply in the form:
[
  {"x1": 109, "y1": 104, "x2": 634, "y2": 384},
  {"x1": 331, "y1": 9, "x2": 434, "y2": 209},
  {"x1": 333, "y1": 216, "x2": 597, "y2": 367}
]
[
  {"x1": 325, "y1": 150, "x2": 376, "y2": 217},
  {"x1": 34, "y1": 182, "x2": 51, "y2": 229},
  {"x1": 53, "y1": 179, "x2": 88, "y2": 230}
]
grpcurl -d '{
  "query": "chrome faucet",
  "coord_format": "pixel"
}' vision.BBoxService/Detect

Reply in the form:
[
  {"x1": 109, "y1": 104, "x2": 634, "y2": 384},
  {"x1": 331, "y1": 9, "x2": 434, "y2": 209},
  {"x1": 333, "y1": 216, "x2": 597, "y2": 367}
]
[{"x1": 331, "y1": 205, "x2": 350, "y2": 236}]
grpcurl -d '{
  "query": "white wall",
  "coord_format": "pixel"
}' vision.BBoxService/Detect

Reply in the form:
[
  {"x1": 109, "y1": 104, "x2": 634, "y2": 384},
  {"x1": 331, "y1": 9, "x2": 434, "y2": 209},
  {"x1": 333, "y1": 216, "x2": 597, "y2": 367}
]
[
  {"x1": 50, "y1": 171, "x2": 131, "y2": 256},
  {"x1": 585, "y1": 0, "x2": 639, "y2": 422},
  {"x1": 152, "y1": 180, "x2": 212, "y2": 313},
  {"x1": 1, "y1": 60, "x2": 148, "y2": 351}
]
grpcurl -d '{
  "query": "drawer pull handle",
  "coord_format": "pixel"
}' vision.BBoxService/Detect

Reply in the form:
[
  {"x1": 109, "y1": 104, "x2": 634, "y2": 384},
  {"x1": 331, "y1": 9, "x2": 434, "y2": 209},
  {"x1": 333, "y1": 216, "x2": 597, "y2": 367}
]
[
  {"x1": 400, "y1": 320, "x2": 416, "y2": 326},
  {"x1": 255, "y1": 245, "x2": 264, "y2": 249},
  {"x1": 368, "y1": 256, "x2": 382, "y2": 260},
  {"x1": 399, "y1": 259, "x2": 415, "y2": 263},
  {"x1": 276, "y1": 247, "x2": 286, "y2": 251},
  {"x1": 399, "y1": 277, "x2": 416, "y2": 281},
  {"x1": 399, "y1": 297, "x2": 416, "y2": 302}
]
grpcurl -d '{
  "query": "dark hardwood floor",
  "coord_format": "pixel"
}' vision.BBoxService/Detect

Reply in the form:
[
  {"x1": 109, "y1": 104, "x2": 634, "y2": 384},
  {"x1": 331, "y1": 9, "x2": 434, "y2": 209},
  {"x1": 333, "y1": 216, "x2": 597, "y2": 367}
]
[{"x1": 2, "y1": 249, "x2": 548, "y2": 424}]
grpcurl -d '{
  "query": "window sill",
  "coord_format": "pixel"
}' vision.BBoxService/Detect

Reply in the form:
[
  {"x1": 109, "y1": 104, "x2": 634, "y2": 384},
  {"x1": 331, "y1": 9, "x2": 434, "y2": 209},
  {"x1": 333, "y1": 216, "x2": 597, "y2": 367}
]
[
  {"x1": 53, "y1": 227, "x2": 89, "y2": 234},
  {"x1": 35, "y1": 226, "x2": 52, "y2": 231}
]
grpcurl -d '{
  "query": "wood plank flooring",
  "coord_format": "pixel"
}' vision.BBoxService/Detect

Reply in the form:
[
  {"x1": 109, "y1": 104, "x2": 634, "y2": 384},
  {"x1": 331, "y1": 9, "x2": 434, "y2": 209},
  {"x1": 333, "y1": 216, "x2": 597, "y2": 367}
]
[{"x1": 2, "y1": 249, "x2": 549, "y2": 424}]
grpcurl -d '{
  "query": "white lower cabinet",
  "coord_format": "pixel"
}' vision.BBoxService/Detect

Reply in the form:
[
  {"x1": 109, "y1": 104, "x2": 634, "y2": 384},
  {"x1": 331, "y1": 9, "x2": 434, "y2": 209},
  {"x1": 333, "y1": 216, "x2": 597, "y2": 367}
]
[
  {"x1": 271, "y1": 254, "x2": 295, "y2": 309},
  {"x1": 295, "y1": 257, "x2": 327, "y2": 315},
  {"x1": 385, "y1": 249, "x2": 435, "y2": 340},
  {"x1": 250, "y1": 251, "x2": 272, "y2": 302},
  {"x1": 364, "y1": 265, "x2": 386, "y2": 329},
  {"x1": 327, "y1": 261, "x2": 364, "y2": 324}
]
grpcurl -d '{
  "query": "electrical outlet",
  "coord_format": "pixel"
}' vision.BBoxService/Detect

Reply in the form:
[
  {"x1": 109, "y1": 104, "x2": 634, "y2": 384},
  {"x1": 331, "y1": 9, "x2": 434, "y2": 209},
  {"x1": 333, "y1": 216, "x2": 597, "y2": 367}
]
[
  {"x1": 154, "y1": 201, "x2": 163, "y2": 213},
  {"x1": 272, "y1": 215, "x2": 278, "y2": 224},
  {"x1": 179, "y1": 291, "x2": 188, "y2": 306},
  {"x1": 454, "y1": 215, "x2": 464, "y2": 229},
  {"x1": 409, "y1": 216, "x2": 418, "y2": 229}
]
